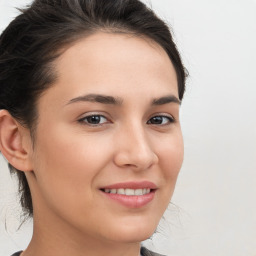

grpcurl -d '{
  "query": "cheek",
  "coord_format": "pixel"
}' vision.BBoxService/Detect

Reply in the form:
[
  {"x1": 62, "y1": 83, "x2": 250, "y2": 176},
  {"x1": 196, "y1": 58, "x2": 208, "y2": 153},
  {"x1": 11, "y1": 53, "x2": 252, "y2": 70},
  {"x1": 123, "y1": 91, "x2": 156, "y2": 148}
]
[
  {"x1": 31, "y1": 129, "x2": 114, "y2": 227},
  {"x1": 158, "y1": 132, "x2": 184, "y2": 182},
  {"x1": 32, "y1": 126, "x2": 111, "y2": 202},
  {"x1": 151, "y1": 132, "x2": 183, "y2": 215}
]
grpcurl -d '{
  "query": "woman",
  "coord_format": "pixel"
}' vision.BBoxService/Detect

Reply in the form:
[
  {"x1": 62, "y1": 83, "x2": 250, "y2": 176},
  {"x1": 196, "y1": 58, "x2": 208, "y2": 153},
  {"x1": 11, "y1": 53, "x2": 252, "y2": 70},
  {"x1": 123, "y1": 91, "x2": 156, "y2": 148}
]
[{"x1": 0, "y1": 0, "x2": 186, "y2": 255}]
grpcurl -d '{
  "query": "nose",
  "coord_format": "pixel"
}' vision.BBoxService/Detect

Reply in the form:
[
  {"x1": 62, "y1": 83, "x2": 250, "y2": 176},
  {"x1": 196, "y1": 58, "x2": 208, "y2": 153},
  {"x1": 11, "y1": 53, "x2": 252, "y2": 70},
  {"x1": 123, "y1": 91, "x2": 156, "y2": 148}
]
[{"x1": 113, "y1": 124, "x2": 159, "y2": 171}]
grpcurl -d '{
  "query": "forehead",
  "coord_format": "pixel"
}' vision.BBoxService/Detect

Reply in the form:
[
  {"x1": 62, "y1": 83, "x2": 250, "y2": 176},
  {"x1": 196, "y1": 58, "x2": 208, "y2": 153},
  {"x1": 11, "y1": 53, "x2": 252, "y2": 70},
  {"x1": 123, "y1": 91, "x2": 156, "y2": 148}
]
[
  {"x1": 40, "y1": 32, "x2": 178, "y2": 107},
  {"x1": 58, "y1": 32, "x2": 172, "y2": 68}
]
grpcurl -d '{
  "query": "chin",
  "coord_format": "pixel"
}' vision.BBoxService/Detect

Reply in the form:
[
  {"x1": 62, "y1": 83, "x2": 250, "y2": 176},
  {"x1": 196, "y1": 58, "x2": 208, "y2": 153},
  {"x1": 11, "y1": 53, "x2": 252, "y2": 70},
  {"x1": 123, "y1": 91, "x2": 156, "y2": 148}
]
[{"x1": 105, "y1": 220, "x2": 158, "y2": 243}]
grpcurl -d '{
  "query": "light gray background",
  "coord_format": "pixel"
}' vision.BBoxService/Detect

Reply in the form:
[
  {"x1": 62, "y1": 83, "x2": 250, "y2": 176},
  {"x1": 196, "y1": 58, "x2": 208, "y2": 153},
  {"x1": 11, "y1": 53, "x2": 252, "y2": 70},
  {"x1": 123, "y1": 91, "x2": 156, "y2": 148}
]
[{"x1": 0, "y1": 0, "x2": 256, "y2": 255}]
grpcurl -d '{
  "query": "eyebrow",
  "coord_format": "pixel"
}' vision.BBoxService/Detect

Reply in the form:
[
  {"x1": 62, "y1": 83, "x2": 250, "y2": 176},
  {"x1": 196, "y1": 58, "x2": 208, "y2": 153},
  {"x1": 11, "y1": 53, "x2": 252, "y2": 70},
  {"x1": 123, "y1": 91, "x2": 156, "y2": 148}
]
[
  {"x1": 66, "y1": 93, "x2": 180, "y2": 106},
  {"x1": 152, "y1": 95, "x2": 181, "y2": 105},
  {"x1": 67, "y1": 94, "x2": 123, "y2": 105}
]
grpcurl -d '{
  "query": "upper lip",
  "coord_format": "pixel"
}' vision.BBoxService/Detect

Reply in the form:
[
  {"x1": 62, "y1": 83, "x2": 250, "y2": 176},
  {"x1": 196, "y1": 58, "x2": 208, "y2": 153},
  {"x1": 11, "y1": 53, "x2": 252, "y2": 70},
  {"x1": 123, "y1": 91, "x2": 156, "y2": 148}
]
[{"x1": 101, "y1": 181, "x2": 157, "y2": 190}]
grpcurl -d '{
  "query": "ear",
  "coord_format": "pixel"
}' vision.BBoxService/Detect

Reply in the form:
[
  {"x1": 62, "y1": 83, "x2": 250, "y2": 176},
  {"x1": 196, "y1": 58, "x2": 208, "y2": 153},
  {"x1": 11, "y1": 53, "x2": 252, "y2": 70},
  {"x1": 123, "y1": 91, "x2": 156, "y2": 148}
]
[{"x1": 0, "y1": 110, "x2": 33, "y2": 172}]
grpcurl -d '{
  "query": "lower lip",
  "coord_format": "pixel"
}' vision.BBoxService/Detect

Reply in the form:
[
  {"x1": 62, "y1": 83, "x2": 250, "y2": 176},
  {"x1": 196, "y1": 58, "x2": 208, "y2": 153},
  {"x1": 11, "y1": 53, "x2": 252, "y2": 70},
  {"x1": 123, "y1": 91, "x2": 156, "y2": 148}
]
[{"x1": 101, "y1": 190, "x2": 156, "y2": 208}]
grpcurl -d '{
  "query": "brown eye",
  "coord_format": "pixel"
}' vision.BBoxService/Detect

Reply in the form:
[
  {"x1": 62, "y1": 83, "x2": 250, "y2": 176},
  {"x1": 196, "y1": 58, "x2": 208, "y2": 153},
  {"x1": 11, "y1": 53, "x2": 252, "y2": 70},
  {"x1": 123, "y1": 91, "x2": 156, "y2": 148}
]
[
  {"x1": 79, "y1": 115, "x2": 108, "y2": 125},
  {"x1": 147, "y1": 115, "x2": 174, "y2": 125}
]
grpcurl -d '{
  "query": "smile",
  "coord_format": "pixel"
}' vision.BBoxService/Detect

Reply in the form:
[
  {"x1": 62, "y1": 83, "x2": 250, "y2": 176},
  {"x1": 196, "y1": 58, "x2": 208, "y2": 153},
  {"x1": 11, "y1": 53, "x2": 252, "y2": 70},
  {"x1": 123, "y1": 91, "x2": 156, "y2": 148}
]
[
  {"x1": 100, "y1": 181, "x2": 157, "y2": 208},
  {"x1": 103, "y1": 188, "x2": 151, "y2": 196}
]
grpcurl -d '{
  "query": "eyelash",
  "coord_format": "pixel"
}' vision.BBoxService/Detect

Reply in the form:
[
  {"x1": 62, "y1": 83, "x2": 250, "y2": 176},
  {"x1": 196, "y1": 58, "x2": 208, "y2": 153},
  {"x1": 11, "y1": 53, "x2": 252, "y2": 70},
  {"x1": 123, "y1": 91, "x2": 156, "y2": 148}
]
[
  {"x1": 78, "y1": 114, "x2": 175, "y2": 126},
  {"x1": 78, "y1": 115, "x2": 109, "y2": 126},
  {"x1": 147, "y1": 115, "x2": 175, "y2": 125}
]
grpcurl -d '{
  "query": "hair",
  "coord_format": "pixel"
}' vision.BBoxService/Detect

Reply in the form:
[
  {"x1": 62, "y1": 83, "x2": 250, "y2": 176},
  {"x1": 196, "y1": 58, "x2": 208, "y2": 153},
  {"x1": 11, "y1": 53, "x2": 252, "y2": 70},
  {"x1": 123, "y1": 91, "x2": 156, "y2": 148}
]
[{"x1": 0, "y1": 0, "x2": 187, "y2": 219}]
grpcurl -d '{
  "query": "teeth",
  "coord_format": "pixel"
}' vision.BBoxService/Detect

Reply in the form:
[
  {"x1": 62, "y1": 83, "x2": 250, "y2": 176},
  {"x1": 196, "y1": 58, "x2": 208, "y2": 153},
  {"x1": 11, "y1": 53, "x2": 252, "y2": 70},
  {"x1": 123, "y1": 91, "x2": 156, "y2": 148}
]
[
  {"x1": 110, "y1": 189, "x2": 116, "y2": 194},
  {"x1": 104, "y1": 188, "x2": 151, "y2": 196},
  {"x1": 125, "y1": 189, "x2": 135, "y2": 195},
  {"x1": 117, "y1": 188, "x2": 125, "y2": 194},
  {"x1": 135, "y1": 189, "x2": 142, "y2": 196}
]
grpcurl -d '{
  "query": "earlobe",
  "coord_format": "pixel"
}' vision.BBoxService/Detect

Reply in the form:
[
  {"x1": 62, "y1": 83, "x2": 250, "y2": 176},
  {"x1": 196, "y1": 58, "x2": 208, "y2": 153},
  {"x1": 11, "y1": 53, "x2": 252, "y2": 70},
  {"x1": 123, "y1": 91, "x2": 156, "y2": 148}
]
[{"x1": 0, "y1": 110, "x2": 33, "y2": 172}]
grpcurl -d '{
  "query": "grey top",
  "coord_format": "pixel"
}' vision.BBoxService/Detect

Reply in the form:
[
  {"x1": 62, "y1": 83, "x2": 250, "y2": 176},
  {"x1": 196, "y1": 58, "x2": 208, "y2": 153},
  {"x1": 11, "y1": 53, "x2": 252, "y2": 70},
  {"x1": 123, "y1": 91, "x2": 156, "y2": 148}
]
[
  {"x1": 11, "y1": 247, "x2": 166, "y2": 256},
  {"x1": 141, "y1": 247, "x2": 166, "y2": 256}
]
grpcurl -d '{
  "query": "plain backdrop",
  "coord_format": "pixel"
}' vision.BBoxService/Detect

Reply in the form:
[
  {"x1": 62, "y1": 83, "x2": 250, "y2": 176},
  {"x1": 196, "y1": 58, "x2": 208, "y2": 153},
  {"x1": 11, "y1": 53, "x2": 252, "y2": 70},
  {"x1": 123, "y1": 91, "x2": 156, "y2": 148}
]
[{"x1": 0, "y1": 0, "x2": 256, "y2": 255}]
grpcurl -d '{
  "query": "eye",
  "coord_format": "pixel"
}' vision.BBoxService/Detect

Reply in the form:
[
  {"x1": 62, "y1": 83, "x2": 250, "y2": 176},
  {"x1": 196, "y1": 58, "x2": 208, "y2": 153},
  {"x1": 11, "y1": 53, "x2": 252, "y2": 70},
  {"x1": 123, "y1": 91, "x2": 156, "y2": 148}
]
[
  {"x1": 79, "y1": 115, "x2": 108, "y2": 125},
  {"x1": 147, "y1": 115, "x2": 174, "y2": 125}
]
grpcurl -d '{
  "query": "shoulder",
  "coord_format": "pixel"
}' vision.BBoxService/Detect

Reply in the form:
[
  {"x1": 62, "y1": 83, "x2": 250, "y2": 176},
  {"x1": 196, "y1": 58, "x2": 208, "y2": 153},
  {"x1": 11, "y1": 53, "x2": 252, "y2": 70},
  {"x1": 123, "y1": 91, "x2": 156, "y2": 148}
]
[
  {"x1": 141, "y1": 247, "x2": 167, "y2": 256},
  {"x1": 10, "y1": 252, "x2": 22, "y2": 256}
]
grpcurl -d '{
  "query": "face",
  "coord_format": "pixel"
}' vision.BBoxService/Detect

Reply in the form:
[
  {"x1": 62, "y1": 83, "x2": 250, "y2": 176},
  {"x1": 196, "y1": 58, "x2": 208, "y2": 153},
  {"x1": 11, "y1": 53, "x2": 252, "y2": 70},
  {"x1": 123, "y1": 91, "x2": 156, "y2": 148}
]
[{"x1": 27, "y1": 33, "x2": 183, "y2": 244}]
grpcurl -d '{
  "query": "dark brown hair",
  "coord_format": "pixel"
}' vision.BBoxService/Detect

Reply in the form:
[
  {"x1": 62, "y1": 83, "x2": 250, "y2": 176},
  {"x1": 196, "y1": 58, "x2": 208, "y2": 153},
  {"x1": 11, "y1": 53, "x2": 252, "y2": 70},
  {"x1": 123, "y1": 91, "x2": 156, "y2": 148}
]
[{"x1": 0, "y1": 0, "x2": 187, "y2": 219}]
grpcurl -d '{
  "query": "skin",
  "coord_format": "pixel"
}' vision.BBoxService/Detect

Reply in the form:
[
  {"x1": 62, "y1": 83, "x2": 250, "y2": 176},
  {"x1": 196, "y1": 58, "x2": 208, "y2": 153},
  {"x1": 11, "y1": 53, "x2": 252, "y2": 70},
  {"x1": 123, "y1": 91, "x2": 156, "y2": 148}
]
[{"x1": 0, "y1": 33, "x2": 183, "y2": 256}]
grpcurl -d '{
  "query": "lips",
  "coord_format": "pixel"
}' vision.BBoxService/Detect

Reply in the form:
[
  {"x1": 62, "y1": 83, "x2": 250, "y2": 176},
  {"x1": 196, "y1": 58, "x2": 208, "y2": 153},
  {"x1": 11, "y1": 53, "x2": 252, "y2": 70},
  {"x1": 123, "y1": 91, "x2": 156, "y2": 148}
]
[{"x1": 100, "y1": 181, "x2": 157, "y2": 208}]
